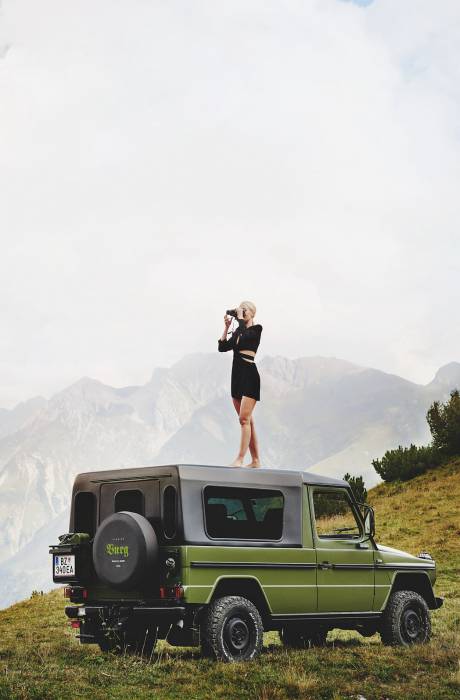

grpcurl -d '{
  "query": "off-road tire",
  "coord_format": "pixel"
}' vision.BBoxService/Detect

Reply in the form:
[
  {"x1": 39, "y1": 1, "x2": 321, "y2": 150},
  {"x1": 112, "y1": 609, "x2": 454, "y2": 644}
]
[
  {"x1": 200, "y1": 596, "x2": 264, "y2": 662},
  {"x1": 380, "y1": 590, "x2": 431, "y2": 646},
  {"x1": 279, "y1": 625, "x2": 328, "y2": 649}
]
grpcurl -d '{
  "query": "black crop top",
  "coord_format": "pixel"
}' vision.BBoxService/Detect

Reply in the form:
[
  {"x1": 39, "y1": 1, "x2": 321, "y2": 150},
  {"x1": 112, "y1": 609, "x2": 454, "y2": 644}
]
[{"x1": 218, "y1": 318, "x2": 263, "y2": 355}]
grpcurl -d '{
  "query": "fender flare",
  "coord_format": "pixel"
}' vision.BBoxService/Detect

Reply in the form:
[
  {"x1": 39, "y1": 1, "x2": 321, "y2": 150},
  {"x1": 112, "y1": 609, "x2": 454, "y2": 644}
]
[
  {"x1": 381, "y1": 570, "x2": 437, "y2": 610},
  {"x1": 206, "y1": 575, "x2": 272, "y2": 620}
]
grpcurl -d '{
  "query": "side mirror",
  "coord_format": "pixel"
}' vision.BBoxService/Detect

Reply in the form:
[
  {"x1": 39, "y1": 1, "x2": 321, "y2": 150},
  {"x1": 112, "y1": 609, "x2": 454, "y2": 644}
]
[{"x1": 364, "y1": 505, "x2": 375, "y2": 538}]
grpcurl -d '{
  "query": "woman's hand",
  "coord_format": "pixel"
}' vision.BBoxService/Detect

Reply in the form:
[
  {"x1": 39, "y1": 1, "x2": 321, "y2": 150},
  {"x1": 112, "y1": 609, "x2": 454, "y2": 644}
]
[
  {"x1": 236, "y1": 305, "x2": 245, "y2": 320},
  {"x1": 224, "y1": 314, "x2": 232, "y2": 329}
]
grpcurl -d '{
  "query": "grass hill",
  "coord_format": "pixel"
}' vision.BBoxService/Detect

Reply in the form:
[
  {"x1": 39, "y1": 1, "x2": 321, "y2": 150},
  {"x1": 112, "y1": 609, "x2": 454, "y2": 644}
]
[{"x1": 0, "y1": 460, "x2": 459, "y2": 700}]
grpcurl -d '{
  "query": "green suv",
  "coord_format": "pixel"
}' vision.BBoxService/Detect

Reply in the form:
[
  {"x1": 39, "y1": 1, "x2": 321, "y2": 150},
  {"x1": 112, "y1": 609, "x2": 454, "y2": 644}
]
[{"x1": 50, "y1": 464, "x2": 443, "y2": 662}]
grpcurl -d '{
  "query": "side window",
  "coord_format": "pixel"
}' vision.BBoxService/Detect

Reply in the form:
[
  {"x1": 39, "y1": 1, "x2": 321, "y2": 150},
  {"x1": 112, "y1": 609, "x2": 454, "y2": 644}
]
[
  {"x1": 204, "y1": 487, "x2": 284, "y2": 540},
  {"x1": 74, "y1": 492, "x2": 96, "y2": 536},
  {"x1": 163, "y1": 485, "x2": 177, "y2": 539},
  {"x1": 114, "y1": 489, "x2": 144, "y2": 515},
  {"x1": 312, "y1": 489, "x2": 361, "y2": 539}
]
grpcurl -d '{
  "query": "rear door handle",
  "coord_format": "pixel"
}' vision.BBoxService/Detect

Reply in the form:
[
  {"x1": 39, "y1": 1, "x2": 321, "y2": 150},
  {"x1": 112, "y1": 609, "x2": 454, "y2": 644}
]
[{"x1": 319, "y1": 561, "x2": 333, "y2": 570}]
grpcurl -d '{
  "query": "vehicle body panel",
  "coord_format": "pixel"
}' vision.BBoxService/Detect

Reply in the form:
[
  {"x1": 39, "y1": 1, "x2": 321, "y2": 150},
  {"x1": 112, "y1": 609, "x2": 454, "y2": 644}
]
[{"x1": 181, "y1": 545, "x2": 316, "y2": 613}]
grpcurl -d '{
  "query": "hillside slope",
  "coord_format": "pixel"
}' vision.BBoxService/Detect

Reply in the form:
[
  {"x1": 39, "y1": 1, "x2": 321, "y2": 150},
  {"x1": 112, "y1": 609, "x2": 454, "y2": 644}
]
[
  {"x1": 0, "y1": 460, "x2": 458, "y2": 700},
  {"x1": 368, "y1": 457, "x2": 460, "y2": 572}
]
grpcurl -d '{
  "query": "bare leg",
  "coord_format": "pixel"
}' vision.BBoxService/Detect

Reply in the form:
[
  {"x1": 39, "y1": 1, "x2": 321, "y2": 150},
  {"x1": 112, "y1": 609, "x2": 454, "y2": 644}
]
[
  {"x1": 229, "y1": 396, "x2": 257, "y2": 466},
  {"x1": 246, "y1": 417, "x2": 261, "y2": 467},
  {"x1": 228, "y1": 398, "x2": 241, "y2": 465},
  {"x1": 232, "y1": 397, "x2": 241, "y2": 415}
]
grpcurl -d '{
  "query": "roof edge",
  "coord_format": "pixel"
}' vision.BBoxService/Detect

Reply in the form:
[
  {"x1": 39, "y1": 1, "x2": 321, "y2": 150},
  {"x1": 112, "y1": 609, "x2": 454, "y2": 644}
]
[{"x1": 71, "y1": 462, "x2": 348, "y2": 488}]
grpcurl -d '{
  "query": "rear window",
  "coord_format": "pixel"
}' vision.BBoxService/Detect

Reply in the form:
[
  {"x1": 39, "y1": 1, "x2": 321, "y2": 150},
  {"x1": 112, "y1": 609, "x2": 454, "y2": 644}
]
[
  {"x1": 163, "y1": 485, "x2": 177, "y2": 539},
  {"x1": 74, "y1": 492, "x2": 96, "y2": 536},
  {"x1": 204, "y1": 486, "x2": 284, "y2": 540},
  {"x1": 114, "y1": 489, "x2": 144, "y2": 515}
]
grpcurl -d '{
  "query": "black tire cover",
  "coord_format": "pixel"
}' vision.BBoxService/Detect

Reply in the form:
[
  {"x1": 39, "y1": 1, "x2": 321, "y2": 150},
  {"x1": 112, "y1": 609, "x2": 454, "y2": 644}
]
[{"x1": 93, "y1": 511, "x2": 158, "y2": 590}]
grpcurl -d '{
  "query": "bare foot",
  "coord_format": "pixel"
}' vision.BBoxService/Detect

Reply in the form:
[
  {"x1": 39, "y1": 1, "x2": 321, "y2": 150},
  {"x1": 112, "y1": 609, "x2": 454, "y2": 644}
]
[
  {"x1": 246, "y1": 460, "x2": 261, "y2": 468},
  {"x1": 228, "y1": 458, "x2": 244, "y2": 467}
]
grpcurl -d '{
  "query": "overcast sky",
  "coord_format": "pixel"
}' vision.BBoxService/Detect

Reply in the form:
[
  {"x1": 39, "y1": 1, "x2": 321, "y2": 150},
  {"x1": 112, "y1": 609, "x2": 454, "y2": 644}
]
[{"x1": 1, "y1": 0, "x2": 459, "y2": 407}]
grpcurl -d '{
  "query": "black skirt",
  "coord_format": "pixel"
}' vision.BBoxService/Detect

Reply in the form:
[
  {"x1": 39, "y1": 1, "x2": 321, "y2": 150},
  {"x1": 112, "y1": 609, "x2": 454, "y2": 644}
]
[{"x1": 231, "y1": 353, "x2": 261, "y2": 401}]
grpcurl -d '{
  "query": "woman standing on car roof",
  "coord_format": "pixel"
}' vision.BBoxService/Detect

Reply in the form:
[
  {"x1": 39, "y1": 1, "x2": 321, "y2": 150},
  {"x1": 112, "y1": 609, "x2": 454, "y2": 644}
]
[{"x1": 218, "y1": 301, "x2": 263, "y2": 468}]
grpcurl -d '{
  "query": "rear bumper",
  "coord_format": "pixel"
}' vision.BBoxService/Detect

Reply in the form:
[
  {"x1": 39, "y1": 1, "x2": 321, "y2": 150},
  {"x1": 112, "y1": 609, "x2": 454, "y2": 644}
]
[{"x1": 65, "y1": 604, "x2": 187, "y2": 621}]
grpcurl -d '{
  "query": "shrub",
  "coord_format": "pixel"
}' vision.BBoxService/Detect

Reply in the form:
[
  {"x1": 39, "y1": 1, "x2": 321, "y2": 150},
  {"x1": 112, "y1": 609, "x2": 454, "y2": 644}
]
[
  {"x1": 372, "y1": 444, "x2": 442, "y2": 483},
  {"x1": 427, "y1": 389, "x2": 460, "y2": 457},
  {"x1": 30, "y1": 590, "x2": 44, "y2": 599},
  {"x1": 343, "y1": 473, "x2": 367, "y2": 502},
  {"x1": 372, "y1": 388, "x2": 460, "y2": 482}
]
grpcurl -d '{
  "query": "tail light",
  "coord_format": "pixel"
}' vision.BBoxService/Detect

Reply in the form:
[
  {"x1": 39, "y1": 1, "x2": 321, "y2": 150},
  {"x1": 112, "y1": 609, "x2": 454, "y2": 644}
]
[
  {"x1": 70, "y1": 620, "x2": 80, "y2": 629},
  {"x1": 159, "y1": 584, "x2": 184, "y2": 600},
  {"x1": 63, "y1": 586, "x2": 87, "y2": 602}
]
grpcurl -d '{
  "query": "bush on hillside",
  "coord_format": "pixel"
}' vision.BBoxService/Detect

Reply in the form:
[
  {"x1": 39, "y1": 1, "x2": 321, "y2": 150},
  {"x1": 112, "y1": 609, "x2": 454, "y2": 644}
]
[
  {"x1": 372, "y1": 443, "x2": 442, "y2": 482},
  {"x1": 344, "y1": 473, "x2": 367, "y2": 503},
  {"x1": 427, "y1": 388, "x2": 460, "y2": 457},
  {"x1": 372, "y1": 388, "x2": 460, "y2": 482}
]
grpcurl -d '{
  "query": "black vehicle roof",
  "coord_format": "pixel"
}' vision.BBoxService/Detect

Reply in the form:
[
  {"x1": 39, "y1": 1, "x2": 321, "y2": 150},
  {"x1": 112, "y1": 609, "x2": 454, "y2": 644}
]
[{"x1": 73, "y1": 463, "x2": 348, "y2": 488}]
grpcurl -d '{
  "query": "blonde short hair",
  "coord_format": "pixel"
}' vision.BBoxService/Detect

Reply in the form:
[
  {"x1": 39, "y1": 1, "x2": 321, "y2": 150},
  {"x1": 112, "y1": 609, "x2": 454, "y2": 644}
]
[{"x1": 240, "y1": 301, "x2": 256, "y2": 318}]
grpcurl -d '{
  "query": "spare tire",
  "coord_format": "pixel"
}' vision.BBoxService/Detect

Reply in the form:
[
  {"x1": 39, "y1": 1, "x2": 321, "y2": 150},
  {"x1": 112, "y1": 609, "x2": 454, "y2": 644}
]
[{"x1": 93, "y1": 511, "x2": 158, "y2": 591}]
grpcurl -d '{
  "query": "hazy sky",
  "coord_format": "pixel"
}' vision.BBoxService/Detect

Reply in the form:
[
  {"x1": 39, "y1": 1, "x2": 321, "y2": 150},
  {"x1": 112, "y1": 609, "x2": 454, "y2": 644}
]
[{"x1": 1, "y1": 0, "x2": 460, "y2": 407}]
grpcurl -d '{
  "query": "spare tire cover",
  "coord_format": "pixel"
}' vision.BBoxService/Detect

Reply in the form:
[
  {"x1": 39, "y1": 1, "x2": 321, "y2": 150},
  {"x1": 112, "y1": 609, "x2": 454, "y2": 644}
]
[{"x1": 93, "y1": 511, "x2": 158, "y2": 590}]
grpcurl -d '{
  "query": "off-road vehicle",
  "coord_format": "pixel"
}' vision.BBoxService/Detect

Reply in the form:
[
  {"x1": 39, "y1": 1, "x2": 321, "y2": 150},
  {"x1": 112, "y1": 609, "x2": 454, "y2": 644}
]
[{"x1": 50, "y1": 464, "x2": 443, "y2": 662}]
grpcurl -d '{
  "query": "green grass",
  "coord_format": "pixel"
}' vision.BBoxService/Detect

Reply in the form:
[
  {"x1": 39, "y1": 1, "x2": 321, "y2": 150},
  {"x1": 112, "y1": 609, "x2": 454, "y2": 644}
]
[{"x1": 1, "y1": 459, "x2": 459, "y2": 700}]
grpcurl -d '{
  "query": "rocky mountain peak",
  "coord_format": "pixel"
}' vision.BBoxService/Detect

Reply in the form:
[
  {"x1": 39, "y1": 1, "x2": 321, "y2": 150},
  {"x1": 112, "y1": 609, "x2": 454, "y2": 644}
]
[{"x1": 429, "y1": 362, "x2": 460, "y2": 390}]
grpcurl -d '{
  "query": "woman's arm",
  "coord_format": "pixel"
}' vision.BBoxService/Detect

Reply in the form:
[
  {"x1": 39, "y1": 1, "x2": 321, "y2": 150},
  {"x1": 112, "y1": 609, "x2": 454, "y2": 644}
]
[
  {"x1": 218, "y1": 332, "x2": 234, "y2": 351},
  {"x1": 218, "y1": 315, "x2": 234, "y2": 352}
]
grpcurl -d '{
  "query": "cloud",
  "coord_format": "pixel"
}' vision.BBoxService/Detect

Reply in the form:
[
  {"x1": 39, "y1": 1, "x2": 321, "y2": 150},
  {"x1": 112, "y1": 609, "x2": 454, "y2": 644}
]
[
  {"x1": 340, "y1": 0, "x2": 375, "y2": 7},
  {"x1": 0, "y1": 1, "x2": 459, "y2": 405}
]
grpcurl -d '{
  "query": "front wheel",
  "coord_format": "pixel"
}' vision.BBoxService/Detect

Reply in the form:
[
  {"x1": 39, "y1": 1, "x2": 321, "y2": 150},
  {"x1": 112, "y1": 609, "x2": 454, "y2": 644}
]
[
  {"x1": 380, "y1": 590, "x2": 431, "y2": 646},
  {"x1": 200, "y1": 596, "x2": 264, "y2": 662}
]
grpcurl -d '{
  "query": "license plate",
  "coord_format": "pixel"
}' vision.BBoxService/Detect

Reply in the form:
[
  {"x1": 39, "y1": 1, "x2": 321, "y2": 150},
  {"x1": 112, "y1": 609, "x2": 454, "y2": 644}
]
[{"x1": 54, "y1": 554, "x2": 75, "y2": 577}]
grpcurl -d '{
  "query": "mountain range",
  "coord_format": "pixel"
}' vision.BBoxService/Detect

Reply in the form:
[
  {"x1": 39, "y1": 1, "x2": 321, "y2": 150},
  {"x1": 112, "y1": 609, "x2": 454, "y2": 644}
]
[{"x1": 1, "y1": 353, "x2": 459, "y2": 608}]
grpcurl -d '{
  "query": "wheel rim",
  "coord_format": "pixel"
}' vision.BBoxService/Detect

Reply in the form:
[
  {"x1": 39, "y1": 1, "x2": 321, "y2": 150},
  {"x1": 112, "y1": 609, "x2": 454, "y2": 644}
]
[
  {"x1": 401, "y1": 606, "x2": 423, "y2": 643},
  {"x1": 224, "y1": 616, "x2": 251, "y2": 654}
]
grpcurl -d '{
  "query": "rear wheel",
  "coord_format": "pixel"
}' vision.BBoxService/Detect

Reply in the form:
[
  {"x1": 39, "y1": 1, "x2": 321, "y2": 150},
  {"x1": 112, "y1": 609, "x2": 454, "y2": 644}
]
[
  {"x1": 380, "y1": 590, "x2": 431, "y2": 646},
  {"x1": 280, "y1": 624, "x2": 328, "y2": 649},
  {"x1": 200, "y1": 596, "x2": 264, "y2": 662}
]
